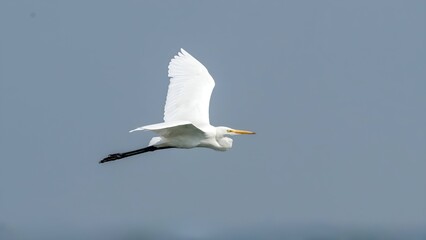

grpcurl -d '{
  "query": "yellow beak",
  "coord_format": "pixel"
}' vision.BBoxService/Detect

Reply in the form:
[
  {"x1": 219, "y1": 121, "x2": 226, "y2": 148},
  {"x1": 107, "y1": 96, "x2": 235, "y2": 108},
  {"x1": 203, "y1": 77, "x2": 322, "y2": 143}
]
[{"x1": 228, "y1": 129, "x2": 256, "y2": 134}]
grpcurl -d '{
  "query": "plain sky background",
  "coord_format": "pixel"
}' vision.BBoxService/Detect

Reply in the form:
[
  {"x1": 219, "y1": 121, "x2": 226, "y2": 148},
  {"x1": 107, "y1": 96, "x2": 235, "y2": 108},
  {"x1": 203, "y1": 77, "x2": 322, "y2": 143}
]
[{"x1": 1, "y1": 0, "x2": 425, "y2": 239}]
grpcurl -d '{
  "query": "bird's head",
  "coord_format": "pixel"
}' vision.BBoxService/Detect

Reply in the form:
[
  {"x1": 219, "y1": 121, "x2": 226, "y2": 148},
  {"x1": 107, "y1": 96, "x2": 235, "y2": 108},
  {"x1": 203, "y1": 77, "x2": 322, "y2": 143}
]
[{"x1": 215, "y1": 126, "x2": 255, "y2": 150}]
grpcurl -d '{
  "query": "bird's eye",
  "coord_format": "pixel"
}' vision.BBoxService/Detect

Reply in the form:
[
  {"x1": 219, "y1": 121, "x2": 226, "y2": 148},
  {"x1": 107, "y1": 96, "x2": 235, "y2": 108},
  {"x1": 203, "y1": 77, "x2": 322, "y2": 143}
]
[{"x1": 227, "y1": 129, "x2": 232, "y2": 132}]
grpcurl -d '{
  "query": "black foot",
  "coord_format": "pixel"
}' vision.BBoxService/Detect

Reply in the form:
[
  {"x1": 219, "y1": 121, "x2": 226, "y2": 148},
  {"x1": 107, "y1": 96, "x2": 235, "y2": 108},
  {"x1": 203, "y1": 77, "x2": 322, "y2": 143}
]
[{"x1": 99, "y1": 153, "x2": 123, "y2": 164}]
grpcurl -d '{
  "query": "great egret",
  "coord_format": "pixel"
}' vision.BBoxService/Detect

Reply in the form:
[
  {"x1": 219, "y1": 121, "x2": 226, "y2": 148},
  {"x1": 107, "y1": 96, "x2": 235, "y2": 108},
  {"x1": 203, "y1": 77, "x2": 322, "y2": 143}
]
[{"x1": 100, "y1": 49, "x2": 255, "y2": 163}]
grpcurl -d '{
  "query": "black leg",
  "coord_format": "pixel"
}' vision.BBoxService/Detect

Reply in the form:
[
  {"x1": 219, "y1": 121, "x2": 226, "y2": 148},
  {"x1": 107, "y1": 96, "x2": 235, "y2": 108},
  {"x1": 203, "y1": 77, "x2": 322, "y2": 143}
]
[{"x1": 99, "y1": 146, "x2": 173, "y2": 164}]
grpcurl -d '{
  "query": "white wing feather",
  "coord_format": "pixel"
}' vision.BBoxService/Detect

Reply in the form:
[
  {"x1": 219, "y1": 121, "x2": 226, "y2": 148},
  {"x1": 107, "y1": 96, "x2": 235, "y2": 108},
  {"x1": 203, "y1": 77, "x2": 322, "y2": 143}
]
[
  {"x1": 129, "y1": 120, "x2": 192, "y2": 133},
  {"x1": 164, "y1": 49, "x2": 215, "y2": 127},
  {"x1": 129, "y1": 121, "x2": 206, "y2": 148},
  {"x1": 139, "y1": 121, "x2": 205, "y2": 138}
]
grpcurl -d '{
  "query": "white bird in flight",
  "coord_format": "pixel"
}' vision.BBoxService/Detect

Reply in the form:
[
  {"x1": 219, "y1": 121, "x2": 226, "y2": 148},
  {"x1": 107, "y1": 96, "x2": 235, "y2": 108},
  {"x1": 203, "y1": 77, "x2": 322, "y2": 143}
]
[{"x1": 100, "y1": 49, "x2": 255, "y2": 163}]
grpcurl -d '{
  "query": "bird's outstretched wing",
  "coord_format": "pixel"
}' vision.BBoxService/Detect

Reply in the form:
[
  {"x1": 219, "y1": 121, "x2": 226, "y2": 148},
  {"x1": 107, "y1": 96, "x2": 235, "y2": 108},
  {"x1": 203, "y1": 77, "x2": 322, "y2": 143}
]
[
  {"x1": 129, "y1": 121, "x2": 206, "y2": 147},
  {"x1": 130, "y1": 121, "x2": 205, "y2": 138},
  {"x1": 164, "y1": 49, "x2": 215, "y2": 127}
]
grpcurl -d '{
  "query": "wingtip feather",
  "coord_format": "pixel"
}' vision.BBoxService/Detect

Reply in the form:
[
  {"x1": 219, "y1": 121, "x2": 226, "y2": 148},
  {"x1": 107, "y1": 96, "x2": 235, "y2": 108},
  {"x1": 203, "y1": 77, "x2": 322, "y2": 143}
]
[
  {"x1": 129, "y1": 127, "x2": 144, "y2": 133},
  {"x1": 180, "y1": 48, "x2": 188, "y2": 55}
]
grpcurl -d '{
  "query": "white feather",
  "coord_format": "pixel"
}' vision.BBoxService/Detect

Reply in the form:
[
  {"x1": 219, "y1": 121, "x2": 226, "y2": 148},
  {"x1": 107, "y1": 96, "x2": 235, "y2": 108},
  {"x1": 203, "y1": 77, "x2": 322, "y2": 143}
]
[
  {"x1": 164, "y1": 48, "x2": 215, "y2": 127},
  {"x1": 130, "y1": 121, "x2": 206, "y2": 148},
  {"x1": 129, "y1": 120, "x2": 191, "y2": 132}
]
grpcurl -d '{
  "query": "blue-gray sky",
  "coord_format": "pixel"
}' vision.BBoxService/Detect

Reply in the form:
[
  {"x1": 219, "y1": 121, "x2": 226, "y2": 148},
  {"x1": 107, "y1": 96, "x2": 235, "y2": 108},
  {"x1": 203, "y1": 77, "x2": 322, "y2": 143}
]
[{"x1": 1, "y1": 0, "x2": 425, "y2": 239}]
